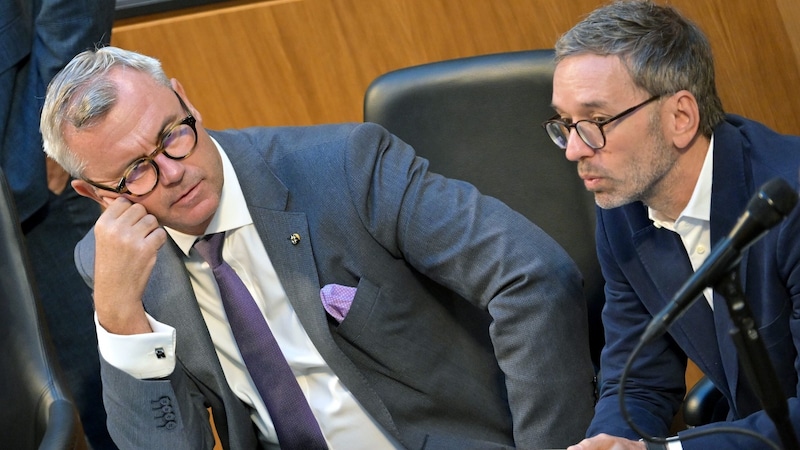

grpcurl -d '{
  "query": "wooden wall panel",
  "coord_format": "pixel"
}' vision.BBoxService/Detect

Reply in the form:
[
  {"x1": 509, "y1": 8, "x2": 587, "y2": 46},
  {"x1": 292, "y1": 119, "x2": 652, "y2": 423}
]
[
  {"x1": 111, "y1": 0, "x2": 577, "y2": 129},
  {"x1": 112, "y1": 0, "x2": 800, "y2": 134},
  {"x1": 677, "y1": 0, "x2": 800, "y2": 135}
]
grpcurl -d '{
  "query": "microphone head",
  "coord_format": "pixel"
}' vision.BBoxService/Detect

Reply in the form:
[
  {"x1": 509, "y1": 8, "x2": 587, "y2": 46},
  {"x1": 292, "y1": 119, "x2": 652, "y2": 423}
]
[
  {"x1": 644, "y1": 177, "x2": 797, "y2": 344},
  {"x1": 748, "y1": 177, "x2": 799, "y2": 228}
]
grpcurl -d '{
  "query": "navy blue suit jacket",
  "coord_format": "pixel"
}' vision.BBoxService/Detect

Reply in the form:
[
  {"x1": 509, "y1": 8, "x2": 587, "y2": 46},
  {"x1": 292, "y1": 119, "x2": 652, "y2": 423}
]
[
  {"x1": 0, "y1": 0, "x2": 113, "y2": 221},
  {"x1": 589, "y1": 115, "x2": 800, "y2": 449}
]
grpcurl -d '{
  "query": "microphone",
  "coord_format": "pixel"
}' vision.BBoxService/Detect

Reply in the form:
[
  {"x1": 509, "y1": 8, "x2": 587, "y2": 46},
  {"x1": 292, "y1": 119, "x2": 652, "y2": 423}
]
[{"x1": 640, "y1": 177, "x2": 798, "y2": 344}]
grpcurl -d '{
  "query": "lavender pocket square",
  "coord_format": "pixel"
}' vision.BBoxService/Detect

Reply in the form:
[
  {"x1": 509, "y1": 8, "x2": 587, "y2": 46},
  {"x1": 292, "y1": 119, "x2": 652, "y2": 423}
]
[{"x1": 320, "y1": 284, "x2": 357, "y2": 323}]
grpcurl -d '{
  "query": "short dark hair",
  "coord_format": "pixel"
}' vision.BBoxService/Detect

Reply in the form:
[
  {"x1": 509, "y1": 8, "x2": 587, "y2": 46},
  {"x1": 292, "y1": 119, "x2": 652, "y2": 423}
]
[{"x1": 555, "y1": 0, "x2": 725, "y2": 137}]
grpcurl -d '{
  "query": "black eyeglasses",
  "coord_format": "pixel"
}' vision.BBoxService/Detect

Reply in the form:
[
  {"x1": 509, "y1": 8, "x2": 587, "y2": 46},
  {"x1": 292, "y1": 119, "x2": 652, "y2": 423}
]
[
  {"x1": 83, "y1": 91, "x2": 198, "y2": 197},
  {"x1": 542, "y1": 95, "x2": 661, "y2": 150}
]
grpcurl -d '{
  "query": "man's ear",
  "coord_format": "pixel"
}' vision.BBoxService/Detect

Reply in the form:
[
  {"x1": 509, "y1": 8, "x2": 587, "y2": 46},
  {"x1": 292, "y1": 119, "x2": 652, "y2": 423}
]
[
  {"x1": 669, "y1": 90, "x2": 701, "y2": 149},
  {"x1": 171, "y1": 78, "x2": 202, "y2": 123},
  {"x1": 72, "y1": 179, "x2": 114, "y2": 209}
]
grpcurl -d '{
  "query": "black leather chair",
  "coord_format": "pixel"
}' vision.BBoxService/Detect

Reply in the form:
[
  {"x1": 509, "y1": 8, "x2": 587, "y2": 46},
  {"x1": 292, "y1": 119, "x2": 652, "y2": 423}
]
[
  {"x1": 0, "y1": 168, "x2": 88, "y2": 450},
  {"x1": 682, "y1": 375, "x2": 726, "y2": 428},
  {"x1": 363, "y1": 49, "x2": 605, "y2": 368},
  {"x1": 364, "y1": 50, "x2": 729, "y2": 428}
]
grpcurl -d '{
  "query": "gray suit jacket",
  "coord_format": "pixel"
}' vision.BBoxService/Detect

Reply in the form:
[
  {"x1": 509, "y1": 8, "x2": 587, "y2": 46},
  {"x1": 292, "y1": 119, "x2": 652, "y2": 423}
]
[{"x1": 76, "y1": 123, "x2": 595, "y2": 449}]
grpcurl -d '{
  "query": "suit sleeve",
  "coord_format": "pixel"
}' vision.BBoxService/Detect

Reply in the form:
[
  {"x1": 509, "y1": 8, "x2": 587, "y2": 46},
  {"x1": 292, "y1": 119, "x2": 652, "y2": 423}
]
[
  {"x1": 587, "y1": 208, "x2": 686, "y2": 439},
  {"x1": 343, "y1": 123, "x2": 596, "y2": 449},
  {"x1": 75, "y1": 235, "x2": 219, "y2": 450}
]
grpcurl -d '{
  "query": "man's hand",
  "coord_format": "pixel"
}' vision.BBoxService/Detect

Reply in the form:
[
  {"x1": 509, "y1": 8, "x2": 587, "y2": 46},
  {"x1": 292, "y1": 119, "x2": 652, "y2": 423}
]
[
  {"x1": 93, "y1": 197, "x2": 167, "y2": 335},
  {"x1": 568, "y1": 434, "x2": 647, "y2": 450},
  {"x1": 46, "y1": 158, "x2": 71, "y2": 195}
]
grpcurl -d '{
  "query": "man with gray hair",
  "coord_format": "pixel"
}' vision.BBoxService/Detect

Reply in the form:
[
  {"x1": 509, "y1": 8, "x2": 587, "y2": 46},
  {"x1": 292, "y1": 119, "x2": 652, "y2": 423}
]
[
  {"x1": 41, "y1": 45, "x2": 596, "y2": 449},
  {"x1": 543, "y1": 1, "x2": 800, "y2": 449}
]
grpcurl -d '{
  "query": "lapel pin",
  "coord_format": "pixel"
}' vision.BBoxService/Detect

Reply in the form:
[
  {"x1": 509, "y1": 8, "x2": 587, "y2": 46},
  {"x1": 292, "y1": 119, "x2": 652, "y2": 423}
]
[{"x1": 289, "y1": 233, "x2": 301, "y2": 245}]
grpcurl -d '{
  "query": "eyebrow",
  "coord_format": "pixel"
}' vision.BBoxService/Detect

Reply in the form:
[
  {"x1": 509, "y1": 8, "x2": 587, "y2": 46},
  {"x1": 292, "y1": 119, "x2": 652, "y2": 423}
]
[
  {"x1": 154, "y1": 112, "x2": 183, "y2": 152},
  {"x1": 106, "y1": 111, "x2": 183, "y2": 182},
  {"x1": 550, "y1": 99, "x2": 611, "y2": 117},
  {"x1": 144, "y1": 110, "x2": 183, "y2": 155}
]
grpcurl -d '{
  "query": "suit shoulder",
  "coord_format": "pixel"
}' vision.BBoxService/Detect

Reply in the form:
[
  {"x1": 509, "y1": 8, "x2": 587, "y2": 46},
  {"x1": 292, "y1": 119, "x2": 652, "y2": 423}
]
[
  {"x1": 210, "y1": 123, "x2": 387, "y2": 147},
  {"x1": 209, "y1": 123, "x2": 398, "y2": 166},
  {"x1": 723, "y1": 114, "x2": 800, "y2": 149},
  {"x1": 0, "y1": 2, "x2": 32, "y2": 72}
]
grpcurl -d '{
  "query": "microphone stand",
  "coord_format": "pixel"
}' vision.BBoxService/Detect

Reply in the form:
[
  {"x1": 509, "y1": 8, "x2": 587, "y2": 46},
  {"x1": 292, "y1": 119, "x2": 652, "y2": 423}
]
[{"x1": 714, "y1": 266, "x2": 800, "y2": 450}]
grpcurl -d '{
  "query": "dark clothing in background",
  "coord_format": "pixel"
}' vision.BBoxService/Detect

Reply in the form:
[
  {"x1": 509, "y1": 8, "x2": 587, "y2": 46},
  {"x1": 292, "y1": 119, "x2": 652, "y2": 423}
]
[{"x1": 1, "y1": 0, "x2": 116, "y2": 447}]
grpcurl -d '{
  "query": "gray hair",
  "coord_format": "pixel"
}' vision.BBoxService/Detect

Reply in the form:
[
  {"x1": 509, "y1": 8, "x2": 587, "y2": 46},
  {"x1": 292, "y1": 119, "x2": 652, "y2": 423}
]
[
  {"x1": 41, "y1": 46, "x2": 171, "y2": 177},
  {"x1": 554, "y1": 0, "x2": 725, "y2": 137}
]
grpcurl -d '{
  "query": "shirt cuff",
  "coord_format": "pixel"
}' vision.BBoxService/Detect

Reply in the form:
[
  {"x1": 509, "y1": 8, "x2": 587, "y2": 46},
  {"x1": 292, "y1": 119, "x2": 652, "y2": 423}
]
[
  {"x1": 642, "y1": 437, "x2": 681, "y2": 450},
  {"x1": 666, "y1": 436, "x2": 682, "y2": 450},
  {"x1": 96, "y1": 312, "x2": 176, "y2": 379}
]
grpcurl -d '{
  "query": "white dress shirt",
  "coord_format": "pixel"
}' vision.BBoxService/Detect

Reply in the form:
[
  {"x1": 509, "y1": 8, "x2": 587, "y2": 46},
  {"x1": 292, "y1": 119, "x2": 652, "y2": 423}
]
[
  {"x1": 646, "y1": 136, "x2": 715, "y2": 450},
  {"x1": 649, "y1": 136, "x2": 715, "y2": 308},
  {"x1": 96, "y1": 139, "x2": 399, "y2": 449}
]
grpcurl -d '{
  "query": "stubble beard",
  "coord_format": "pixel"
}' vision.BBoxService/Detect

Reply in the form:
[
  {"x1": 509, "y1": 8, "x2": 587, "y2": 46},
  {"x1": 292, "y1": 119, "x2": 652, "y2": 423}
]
[{"x1": 592, "y1": 115, "x2": 677, "y2": 210}]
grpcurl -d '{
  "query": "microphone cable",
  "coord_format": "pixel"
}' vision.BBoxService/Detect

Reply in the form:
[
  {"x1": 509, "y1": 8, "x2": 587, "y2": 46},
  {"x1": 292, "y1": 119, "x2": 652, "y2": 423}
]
[{"x1": 618, "y1": 332, "x2": 781, "y2": 450}]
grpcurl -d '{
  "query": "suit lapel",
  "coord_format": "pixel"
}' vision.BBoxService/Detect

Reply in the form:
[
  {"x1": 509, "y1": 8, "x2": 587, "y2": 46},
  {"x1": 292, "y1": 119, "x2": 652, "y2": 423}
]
[
  {"x1": 632, "y1": 221, "x2": 725, "y2": 386},
  {"x1": 143, "y1": 240, "x2": 227, "y2": 392},
  {"x1": 217, "y1": 133, "x2": 333, "y2": 347},
  {"x1": 249, "y1": 208, "x2": 331, "y2": 343},
  {"x1": 629, "y1": 122, "x2": 756, "y2": 410},
  {"x1": 213, "y1": 130, "x2": 402, "y2": 440},
  {"x1": 707, "y1": 122, "x2": 754, "y2": 414}
]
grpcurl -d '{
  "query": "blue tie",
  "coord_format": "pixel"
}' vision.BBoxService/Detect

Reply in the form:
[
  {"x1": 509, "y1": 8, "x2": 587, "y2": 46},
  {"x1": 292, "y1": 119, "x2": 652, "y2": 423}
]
[{"x1": 194, "y1": 232, "x2": 328, "y2": 449}]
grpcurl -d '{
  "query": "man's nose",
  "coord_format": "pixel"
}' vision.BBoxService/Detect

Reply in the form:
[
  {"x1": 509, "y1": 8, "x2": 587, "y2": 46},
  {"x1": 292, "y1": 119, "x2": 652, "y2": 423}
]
[
  {"x1": 564, "y1": 129, "x2": 595, "y2": 162},
  {"x1": 154, "y1": 153, "x2": 185, "y2": 185}
]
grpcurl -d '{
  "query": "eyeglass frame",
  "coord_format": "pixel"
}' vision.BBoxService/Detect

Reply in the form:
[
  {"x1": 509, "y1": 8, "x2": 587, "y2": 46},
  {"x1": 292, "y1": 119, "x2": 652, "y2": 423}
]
[
  {"x1": 81, "y1": 91, "x2": 198, "y2": 197},
  {"x1": 541, "y1": 95, "x2": 661, "y2": 150}
]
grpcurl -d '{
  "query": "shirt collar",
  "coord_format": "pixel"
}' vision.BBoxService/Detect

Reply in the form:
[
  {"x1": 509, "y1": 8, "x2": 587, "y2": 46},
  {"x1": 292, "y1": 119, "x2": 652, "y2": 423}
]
[
  {"x1": 167, "y1": 136, "x2": 253, "y2": 255},
  {"x1": 649, "y1": 135, "x2": 714, "y2": 228}
]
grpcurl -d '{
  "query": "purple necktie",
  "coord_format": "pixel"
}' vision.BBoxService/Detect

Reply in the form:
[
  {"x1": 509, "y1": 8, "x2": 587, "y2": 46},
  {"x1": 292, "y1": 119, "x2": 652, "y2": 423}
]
[{"x1": 194, "y1": 232, "x2": 328, "y2": 449}]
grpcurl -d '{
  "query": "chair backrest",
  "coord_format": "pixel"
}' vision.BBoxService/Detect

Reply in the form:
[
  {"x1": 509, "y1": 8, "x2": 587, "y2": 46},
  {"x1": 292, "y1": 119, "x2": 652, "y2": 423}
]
[
  {"x1": 0, "y1": 168, "x2": 87, "y2": 450},
  {"x1": 364, "y1": 49, "x2": 604, "y2": 367}
]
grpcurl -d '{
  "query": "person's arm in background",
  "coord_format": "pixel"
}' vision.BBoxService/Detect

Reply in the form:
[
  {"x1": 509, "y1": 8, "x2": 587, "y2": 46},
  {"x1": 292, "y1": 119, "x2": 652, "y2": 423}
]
[{"x1": 35, "y1": 0, "x2": 115, "y2": 194}]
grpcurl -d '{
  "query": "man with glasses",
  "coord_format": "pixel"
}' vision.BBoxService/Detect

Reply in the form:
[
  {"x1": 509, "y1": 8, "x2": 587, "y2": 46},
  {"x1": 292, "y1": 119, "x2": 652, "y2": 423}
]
[
  {"x1": 544, "y1": 1, "x2": 800, "y2": 450},
  {"x1": 40, "y1": 46, "x2": 596, "y2": 449}
]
